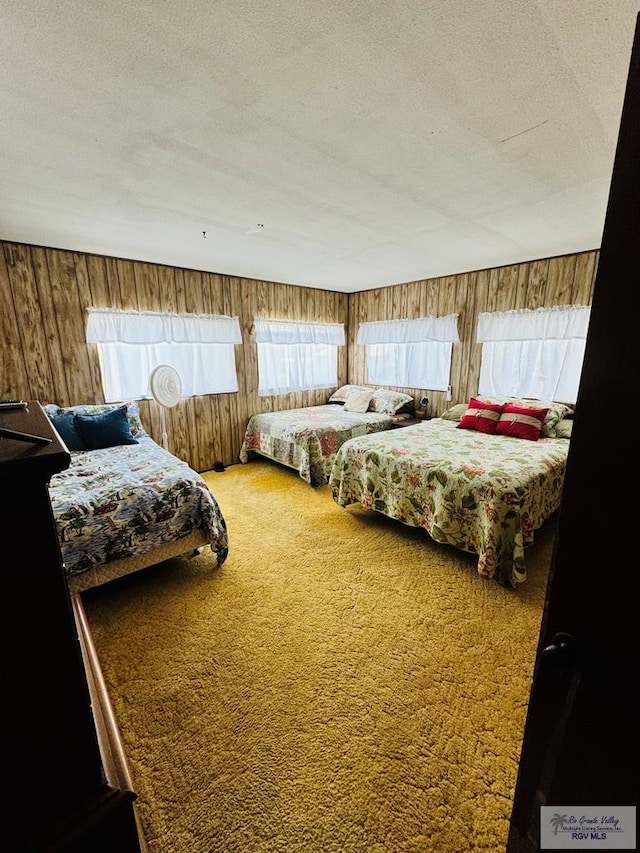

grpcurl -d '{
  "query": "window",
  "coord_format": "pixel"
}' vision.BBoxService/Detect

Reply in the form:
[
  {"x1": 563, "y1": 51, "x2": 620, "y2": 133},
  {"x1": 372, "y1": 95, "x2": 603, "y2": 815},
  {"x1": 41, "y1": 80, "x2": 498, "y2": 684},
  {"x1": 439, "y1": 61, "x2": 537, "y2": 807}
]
[
  {"x1": 357, "y1": 315, "x2": 459, "y2": 389},
  {"x1": 476, "y1": 305, "x2": 591, "y2": 404},
  {"x1": 86, "y1": 308, "x2": 242, "y2": 401},
  {"x1": 255, "y1": 319, "x2": 345, "y2": 396}
]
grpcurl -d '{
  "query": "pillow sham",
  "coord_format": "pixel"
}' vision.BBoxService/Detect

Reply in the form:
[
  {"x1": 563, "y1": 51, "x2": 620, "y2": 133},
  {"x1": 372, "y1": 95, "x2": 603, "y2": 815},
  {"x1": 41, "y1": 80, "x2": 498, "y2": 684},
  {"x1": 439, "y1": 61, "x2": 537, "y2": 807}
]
[
  {"x1": 555, "y1": 418, "x2": 573, "y2": 439},
  {"x1": 368, "y1": 388, "x2": 414, "y2": 414},
  {"x1": 477, "y1": 395, "x2": 572, "y2": 437},
  {"x1": 49, "y1": 410, "x2": 87, "y2": 451},
  {"x1": 495, "y1": 403, "x2": 548, "y2": 441},
  {"x1": 328, "y1": 384, "x2": 371, "y2": 404},
  {"x1": 439, "y1": 403, "x2": 468, "y2": 422},
  {"x1": 343, "y1": 388, "x2": 374, "y2": 413},
  {"x1": 456, "y1": 398, "x2": 504, "y2": 434},
  {"x1": 74, "y1": 405, "x2": 139, "y2": 450}
]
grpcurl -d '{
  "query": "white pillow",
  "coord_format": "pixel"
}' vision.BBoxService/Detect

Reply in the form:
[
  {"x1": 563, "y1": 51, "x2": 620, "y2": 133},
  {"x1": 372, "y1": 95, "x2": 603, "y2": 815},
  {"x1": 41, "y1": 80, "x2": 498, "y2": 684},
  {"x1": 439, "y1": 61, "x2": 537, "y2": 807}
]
[
  {"x1": 328, "y1": 384, "x2": 371, "y2": 403},
  {"x1": 343, "y1": 388, "x2": 373, "y2": 413}
]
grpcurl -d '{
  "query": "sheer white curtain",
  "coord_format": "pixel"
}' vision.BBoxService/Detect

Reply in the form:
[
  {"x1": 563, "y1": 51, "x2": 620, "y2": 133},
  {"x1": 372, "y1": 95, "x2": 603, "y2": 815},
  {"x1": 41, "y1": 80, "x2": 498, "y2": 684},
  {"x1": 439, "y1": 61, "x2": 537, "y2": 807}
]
[
  {"x1": 357, "y1": 314, "x2": 459, "y2": 389},
  {"x1": 477, "y1": 305, "x2": 591, "y2": 403},
  {"x1": 86, "y1": 308, "x2": 242, "y2": 401},
  {"x1": 255, "y1": 319, "x2": 345, "y2": 396}
]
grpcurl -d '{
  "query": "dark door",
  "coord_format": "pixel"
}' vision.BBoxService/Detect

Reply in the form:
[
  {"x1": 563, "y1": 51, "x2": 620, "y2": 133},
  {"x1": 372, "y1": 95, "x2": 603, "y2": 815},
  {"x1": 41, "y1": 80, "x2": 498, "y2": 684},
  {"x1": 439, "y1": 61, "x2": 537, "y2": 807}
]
[{"x1": 507, "y1": 13, "x2": 639, "y2": 853}]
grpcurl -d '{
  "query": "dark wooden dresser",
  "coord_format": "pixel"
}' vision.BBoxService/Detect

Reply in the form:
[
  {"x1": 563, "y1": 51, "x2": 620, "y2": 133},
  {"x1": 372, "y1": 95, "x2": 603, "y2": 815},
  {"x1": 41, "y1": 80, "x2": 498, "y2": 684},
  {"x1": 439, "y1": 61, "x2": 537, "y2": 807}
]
[{"x1": 1, "y1": 402, "x2": 143, "y2": 852}]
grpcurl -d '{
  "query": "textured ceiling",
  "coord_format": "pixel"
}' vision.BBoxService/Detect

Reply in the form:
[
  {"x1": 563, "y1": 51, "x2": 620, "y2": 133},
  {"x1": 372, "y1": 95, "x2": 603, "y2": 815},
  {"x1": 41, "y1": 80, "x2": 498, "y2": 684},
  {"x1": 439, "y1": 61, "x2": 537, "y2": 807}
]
[{"x1": 1, "y1": 1, "x2": 637, "y2": 292}]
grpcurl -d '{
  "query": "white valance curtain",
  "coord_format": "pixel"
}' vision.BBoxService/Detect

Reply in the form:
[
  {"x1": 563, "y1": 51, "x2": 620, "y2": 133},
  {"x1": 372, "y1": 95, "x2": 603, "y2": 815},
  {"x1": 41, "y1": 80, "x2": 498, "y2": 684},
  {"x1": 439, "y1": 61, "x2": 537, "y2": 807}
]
[
  {"x1": 86, "y1": 308, "x2": 242, "y2": 401},
  {"x1": 255, "y1": 319, "x2": 345, "y2": 345},
  {"x1": 357, "y1": 314, "x2": 460, "y2": 344},
  {"x1": 477, "y1": 305, "x2": 591, "y2": 404},
  {"x1": 255, "y1": 319, "x2": 344, "y2": 396},
  {"x1": 476, "y1": 305, "x2": 590, "y2": 342},
  {"x1": 86, "y1": 307, "x2": 242, "y2": 344},
  {"x1": 357, "y1": 314, "x2": 459, "y2": 390}
]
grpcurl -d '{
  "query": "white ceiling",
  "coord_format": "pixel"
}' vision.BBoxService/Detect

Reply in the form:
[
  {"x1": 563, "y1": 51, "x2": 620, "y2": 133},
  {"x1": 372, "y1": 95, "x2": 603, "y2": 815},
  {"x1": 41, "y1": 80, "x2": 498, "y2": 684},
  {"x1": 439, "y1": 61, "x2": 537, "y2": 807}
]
[{"x1": 1, "y1": 1, "x2": 637, "y2": 293}]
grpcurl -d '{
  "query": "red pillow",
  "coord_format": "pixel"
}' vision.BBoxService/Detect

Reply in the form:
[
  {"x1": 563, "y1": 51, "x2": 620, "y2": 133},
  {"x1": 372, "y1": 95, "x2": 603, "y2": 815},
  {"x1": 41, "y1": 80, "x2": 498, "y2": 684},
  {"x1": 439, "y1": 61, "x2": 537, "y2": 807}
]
[
  {"x1": 495, "y1": 403, "x2": 549, "y2": 441},
  {"x1": 456, "y1": 398, "x2": 504, "y2": 434}
]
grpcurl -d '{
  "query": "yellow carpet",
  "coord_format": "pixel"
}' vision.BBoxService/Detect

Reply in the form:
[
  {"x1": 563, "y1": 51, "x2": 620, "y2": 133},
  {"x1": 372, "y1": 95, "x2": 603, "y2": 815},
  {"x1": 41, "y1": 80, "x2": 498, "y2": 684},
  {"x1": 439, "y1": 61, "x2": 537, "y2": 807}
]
[{"x1": 83, "y1": 459, "x2": 553, "y2": 853}]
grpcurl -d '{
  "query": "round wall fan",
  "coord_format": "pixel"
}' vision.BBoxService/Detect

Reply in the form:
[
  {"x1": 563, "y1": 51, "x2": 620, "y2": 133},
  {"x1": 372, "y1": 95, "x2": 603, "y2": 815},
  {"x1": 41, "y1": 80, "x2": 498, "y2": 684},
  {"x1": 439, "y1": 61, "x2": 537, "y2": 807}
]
[{"x1": 149, "y1": 364, "x2": 182, "y2": 451}]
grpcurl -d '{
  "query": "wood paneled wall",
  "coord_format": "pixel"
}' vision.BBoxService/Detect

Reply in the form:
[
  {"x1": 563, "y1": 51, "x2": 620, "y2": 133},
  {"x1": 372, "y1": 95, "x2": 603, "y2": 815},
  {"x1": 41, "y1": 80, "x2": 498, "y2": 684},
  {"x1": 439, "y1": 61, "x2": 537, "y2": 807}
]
[
  {"x1": 348, "y1": 251, "x2": 598, "y2": 416},
  {"x1": 0, "y1": 242, "x2": 347, "y2": 471},
  {"x1": 0, "y1": 240, "x2": 597, "y2": 471}
]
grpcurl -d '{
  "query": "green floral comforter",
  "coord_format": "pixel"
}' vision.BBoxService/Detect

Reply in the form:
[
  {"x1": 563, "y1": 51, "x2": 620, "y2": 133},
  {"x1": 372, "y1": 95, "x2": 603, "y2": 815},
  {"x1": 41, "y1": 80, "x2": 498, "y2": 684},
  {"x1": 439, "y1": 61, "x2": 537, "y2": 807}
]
[
  {"x1": 49, "y1": 436, "x2": 229, "y2": 580},
  {"x1": 330, "y1": 419, "x2": 569, "y2": 586},
  {"x1": 239, "y1": 404, "x2": 394, "y2": 486}
]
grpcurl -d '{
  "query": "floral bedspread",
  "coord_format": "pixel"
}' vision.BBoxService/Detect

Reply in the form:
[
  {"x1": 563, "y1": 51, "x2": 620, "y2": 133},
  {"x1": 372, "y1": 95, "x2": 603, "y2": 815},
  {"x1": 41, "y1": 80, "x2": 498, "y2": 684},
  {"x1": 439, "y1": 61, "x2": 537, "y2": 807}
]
[
  {"x1": 329, "y1": 419, "x2": 569, "y2": 586},
  {"x1": 239, "y1": 404, "x2": 394, "y2": 486},
  {"x1": 49, "y1": 436, "x2": 229, "y2": 580}
]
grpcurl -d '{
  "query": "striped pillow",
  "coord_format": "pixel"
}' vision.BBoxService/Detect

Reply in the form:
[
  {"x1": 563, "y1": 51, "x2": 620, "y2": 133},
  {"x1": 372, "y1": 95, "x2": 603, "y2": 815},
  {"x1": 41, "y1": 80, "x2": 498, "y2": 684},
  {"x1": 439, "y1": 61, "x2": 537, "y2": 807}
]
[
  {"x1": 478, "y1": 396, "x2": 572, "y2": 437},
  {"x1": 495, "y1": 403, "x2": 549, "y2": 441},
  {"x1": 457, "y1": 398, "x2": 504, "y2": 434}
]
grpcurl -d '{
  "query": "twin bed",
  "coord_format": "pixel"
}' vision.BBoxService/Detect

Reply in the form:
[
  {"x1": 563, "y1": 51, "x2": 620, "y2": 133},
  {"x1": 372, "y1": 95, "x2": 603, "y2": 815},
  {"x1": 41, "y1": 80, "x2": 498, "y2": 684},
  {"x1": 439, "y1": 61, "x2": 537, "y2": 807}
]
[
  {"x1": 240, "y1": 405, "x2": 397, "y2": 486},
  {"x1": 240, "y1": 390, "x2": 573, "y2": 587},
  {"x1": 239, "y1": 384, "x2": 415, "y2": 486},
  {"x1": 45, "y1": 402, "x2": 228, "y2": 593}
]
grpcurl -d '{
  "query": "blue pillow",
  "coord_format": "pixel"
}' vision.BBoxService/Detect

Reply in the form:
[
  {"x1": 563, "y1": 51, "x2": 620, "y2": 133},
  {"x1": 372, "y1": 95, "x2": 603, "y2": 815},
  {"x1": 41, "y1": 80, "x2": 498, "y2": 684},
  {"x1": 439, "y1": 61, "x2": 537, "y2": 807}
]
[
  {"x1": 74, "y1": 405, "x2": 138, "y2": 450},
  {"x1": 50, "y1": 410, "x2": 86, "y2": 451}
]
